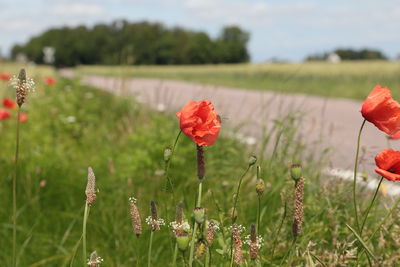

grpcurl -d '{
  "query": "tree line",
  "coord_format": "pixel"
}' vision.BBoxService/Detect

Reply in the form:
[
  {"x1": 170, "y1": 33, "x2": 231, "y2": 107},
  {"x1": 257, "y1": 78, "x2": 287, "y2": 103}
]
[
  {"x1": 306, "y1": 48, "x2": 387, "y2": 61},
  {"x1": 11, "y1": 20, "x2": 250, "y2": 67}
]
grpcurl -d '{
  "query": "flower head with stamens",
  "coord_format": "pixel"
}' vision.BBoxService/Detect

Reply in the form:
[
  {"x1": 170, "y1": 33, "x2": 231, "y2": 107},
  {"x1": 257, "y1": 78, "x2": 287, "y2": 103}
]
[
  {"x1": 146, "y1": 201, "x2": 165, "y2": 231},
  {"x1": 170, "y1": 221, "x2": 191, "y2": 235},
  {"x1": 87, "y1": 251, "x2": 103, "y2": 267},
  {"x1": 10, "y1": 69, "x2": 35, "y2": 107}
]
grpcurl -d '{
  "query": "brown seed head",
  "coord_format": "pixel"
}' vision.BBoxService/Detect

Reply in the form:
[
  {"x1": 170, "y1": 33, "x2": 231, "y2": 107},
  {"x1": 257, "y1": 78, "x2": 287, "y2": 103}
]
[
  {"x1": 129, "y1": 197, "x2": 142, "y2": 237},
  {"x1": 206, "y1": 220, "x2": 217, "y2": 246},
  {"x1": 292, "y1": 177, "x2": 305, "y2": 237},
  {"x1": 232, "y1": 224, "x2": 243, "y2": 265},
  {"x1": 85, "y1": 167, "x2": 96, "y2": 205}
]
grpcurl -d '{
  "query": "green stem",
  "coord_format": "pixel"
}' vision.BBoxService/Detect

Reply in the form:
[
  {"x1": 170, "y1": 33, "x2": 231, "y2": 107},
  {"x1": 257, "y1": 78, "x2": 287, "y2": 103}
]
[
  {"x1": 232, "y1": 165, "x2": 252, "y2": 223},
  {"x1": 360, "y1": 177, "x2": 384, "y2": 235},
  {"x1": 147, "y1": 231, "x2": 154, "y2": 267},
  {"x1": 271, "y1": 201, "x2": 287, "y2": 258},
  {"x1": 164, "y1": 130, "x2": 182, "y2": 200},
  {"x1": 279, "y1": 237, "x2": 297, "y2": 266},
  {"x1": 368, "y1": 195, "x2": 400, "y2": 241},
  {"x1": 188, "y1": 182, "x2": 203, "y2": 267},
  {"x1": 172, "y1": 243, "x2": 178, "y2": 267},
  {"x1": 82, "y1": 202, "x2": 90, "y2": 267},
  {"x1": 353, "y1": 119, "x2": 366, "y2": 233},
  {"x1": 257, "y1": 196, "x2": 261, "y2": 234},
  {"x1": 12, "y1": 107, "x2": 21, "y2": 267}
]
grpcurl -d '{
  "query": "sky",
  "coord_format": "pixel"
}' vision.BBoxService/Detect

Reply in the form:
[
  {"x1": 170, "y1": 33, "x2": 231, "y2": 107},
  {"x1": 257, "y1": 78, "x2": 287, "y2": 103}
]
[{"x1": 1, "y1": 0, "x2": 400, "y2": 62}]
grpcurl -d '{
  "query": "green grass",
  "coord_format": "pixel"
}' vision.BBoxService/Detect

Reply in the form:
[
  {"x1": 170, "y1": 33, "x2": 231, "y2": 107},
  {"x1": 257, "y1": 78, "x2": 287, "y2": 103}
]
[
  {"x1": 0, "y1": 64, "x2": 399, "y2": 266},
  {"x1": 77, "y1": 61, "x2": 400, "y2": 100}
]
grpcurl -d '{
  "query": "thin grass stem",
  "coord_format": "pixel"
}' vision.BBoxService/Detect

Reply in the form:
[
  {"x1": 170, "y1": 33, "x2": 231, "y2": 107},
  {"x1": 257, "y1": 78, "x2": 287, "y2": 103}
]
[
  {"x1": 147, "y1": 231, "x2": 154, "y2": 267},
  {"x1": 12, "y1": 107, "x2": 21, "y2": 267},
  {"x1": 352, "y1": 119, "x2": 366, "y2": 233},
  {"x1": 360, "y1": 177, "x2": 384, "y2": 235},
  {"x1": 82, "y1": 203, "x2": 90, "y2": 267}
]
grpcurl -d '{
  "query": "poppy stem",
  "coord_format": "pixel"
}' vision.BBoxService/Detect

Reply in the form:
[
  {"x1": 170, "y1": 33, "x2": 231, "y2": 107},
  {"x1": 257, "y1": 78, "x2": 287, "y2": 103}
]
[
  {"x1": 12, "y1": 107, "x2": 21, "y2": 267},
  {"x1": 360, "y1": 176, "x2": 384, "y2": 235},
  {"x1": 352, "y1": 119, "x2": 366, "y2": 233}
]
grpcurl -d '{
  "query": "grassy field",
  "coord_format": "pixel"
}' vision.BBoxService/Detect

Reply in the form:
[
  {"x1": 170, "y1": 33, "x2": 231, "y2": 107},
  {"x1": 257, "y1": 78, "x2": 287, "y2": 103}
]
[
  {"x1": 0, "y1": 63, "x2": 399, "y2": 266},
  {"x1": 77, "y1": 61, "x2": 400, "y2": 100}
]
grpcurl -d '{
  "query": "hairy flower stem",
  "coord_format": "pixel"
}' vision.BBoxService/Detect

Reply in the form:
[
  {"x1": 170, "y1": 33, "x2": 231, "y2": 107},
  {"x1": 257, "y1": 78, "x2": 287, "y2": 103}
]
[
  {"x1": 147, "y1": 231, "x2": 154, "y2": 267},
  {"x1": 12, "y1": 107, "x2": 21, "y2": 267},
  {"x1": 353, "y1": 119, "x2": 366, "y2": 233},
  {"x1": 188, "y1": 182, "x2": 203, "y2": 267},
  {"x1": 360, "y1": 176, "x2": 384, "y2": 235},
  {"x1": 82, "y1": 203, "x2": 90, "y2": 267}
]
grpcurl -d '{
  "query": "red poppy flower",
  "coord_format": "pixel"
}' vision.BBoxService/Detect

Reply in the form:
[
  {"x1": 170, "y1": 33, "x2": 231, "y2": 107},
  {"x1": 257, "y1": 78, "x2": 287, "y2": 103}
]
[
  {"x1": 389, "y1": 131, "x2": 400, "y2": 140},
  {"x1": 44, "y1": 77, "x2": 56, "y2": 85},
  {"x1": 375, "y1": 148, "x2": 400, "y2": 181},
  {"x1": 0, "y1": 109, "x2": 10, "y2": 120},
  {"x1": 0, "y1": 73, "x2": 11, "y2": 81},
  {"x1": 16, "y1": 112, "x2": 28, "y2": 123},
  {"x1": 361, "y1": 85, "x2": 400, "y2": 135},
  {"x1": 3, "y1": 98, "x2": 17, "y2": 109},
  {"x1": 176, "y1": 100, "x2": 221, "y2": 146}
]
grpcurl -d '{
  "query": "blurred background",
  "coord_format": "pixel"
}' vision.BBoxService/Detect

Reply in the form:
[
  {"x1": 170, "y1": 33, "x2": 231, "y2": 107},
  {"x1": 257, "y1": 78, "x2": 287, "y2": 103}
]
[
  {"x1": 1, "y1": 0, "x2": 399, "y2": 65},
  {"x1": 1, "y1": 1, "x2": 400, "y2": 266}
]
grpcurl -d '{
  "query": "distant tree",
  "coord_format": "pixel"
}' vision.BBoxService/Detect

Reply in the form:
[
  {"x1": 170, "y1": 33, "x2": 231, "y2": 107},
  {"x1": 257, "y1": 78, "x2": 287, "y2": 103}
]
[
  {"x1": 305, "y1": 48, "x2": 387, "y2": 61},
  {"x1": 11, "y1": 21, "x2": 250, "y2": 66}
]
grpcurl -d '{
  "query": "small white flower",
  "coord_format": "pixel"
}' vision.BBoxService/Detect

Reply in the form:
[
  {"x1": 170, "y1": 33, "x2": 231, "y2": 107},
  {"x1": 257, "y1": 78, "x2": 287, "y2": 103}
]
[
  {"x1": 228, "y1": 224, "x2": 245, "y2": 233},
  {"x1": 146, "y1": 216, "x2": 165, "y2": 227},
  {"x1": 65, "y1": 116, "x2": 76, "y2": 123},
  {"x1": 10, "y1": 75, "x2": 35, "y2": 92},
  {"x1": 244, "y1": 235, "x2": 264, "y2": 249},
  {"x1": 170, "y1": 221, "x2": 191, "y2": 233},
  {"x1": 128, "y1": 197, "x2": 137, "y2": 204}
]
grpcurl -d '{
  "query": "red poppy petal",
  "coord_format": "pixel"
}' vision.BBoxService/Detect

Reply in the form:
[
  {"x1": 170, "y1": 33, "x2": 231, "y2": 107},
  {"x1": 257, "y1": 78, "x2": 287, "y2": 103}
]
[{"x1": 375, "y1": 168, "x2": 400, "y2": 181}]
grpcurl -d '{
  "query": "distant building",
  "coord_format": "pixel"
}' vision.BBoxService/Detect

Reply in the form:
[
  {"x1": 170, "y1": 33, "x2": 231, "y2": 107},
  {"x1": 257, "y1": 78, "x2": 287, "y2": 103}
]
[{"x1": 327, "y1": 53, "x2": 341, "y2": 63}]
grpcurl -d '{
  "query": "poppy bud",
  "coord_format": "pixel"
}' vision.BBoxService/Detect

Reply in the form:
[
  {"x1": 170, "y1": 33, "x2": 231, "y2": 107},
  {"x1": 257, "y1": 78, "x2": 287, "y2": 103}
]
[
  {"x1": 256, "y1": 179, "x2": 265, "y2": 196},
  {"x1": 176, "y1": 233, "x2": 190, "y2": 251},
  {"x1": 290, "y1": 164, "x2": 302, "y2": 181},
  {"x1": 164, "y1": 147, "x2": 172, "y2": 162},
  {"x1": 193, "y1": 207, "x2": 205, "y2": 224},
  {"x1": 248, "y1": 155, "x2": 257, "y2": 166}
]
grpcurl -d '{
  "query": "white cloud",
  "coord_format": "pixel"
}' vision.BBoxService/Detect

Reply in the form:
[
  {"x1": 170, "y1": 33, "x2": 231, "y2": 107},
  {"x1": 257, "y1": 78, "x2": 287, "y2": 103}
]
[{"x1": 52, "y1": 3, "x2": 105, "y2": 16}]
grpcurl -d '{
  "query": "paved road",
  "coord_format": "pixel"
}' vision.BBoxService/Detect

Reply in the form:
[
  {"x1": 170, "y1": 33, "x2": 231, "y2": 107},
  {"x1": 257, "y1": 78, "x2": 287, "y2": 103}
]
[{"x1": 61, "y1": 70, "x2": 394, "y2": 177}]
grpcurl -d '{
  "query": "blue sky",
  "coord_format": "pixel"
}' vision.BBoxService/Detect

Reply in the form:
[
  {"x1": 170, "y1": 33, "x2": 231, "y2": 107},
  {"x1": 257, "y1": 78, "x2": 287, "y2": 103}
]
[{"x1": 1, "y1": 0, "x2": 399, "y2": 62}]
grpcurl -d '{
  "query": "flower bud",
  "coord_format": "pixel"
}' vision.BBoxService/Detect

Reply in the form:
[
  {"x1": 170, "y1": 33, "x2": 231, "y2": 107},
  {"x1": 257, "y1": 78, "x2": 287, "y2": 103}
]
[
  {"x1": 164, "y1": 147, "x2": 172, "y2": 162},
  {"x1": 248, "y1": 155, "x2": 257, "y2": 166},
  {"x1": 193, "y1": 207, "x2": 205, "y2": 224},
  {"x1": 176, "y1": 233, "x2": 190, "y2": 251},
  {"x1": 256, "y1": 179, "x2": 265, "y2": 196},
  {"x1": 290, "y1": 164, "x2": 302, "y2": 181}
]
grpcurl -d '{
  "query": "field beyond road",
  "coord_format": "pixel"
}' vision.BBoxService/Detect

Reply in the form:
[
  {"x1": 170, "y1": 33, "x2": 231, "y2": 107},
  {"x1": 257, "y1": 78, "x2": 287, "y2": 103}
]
[{"x1": 77, "y1": 61, "x2": 400, "y2": 100}]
